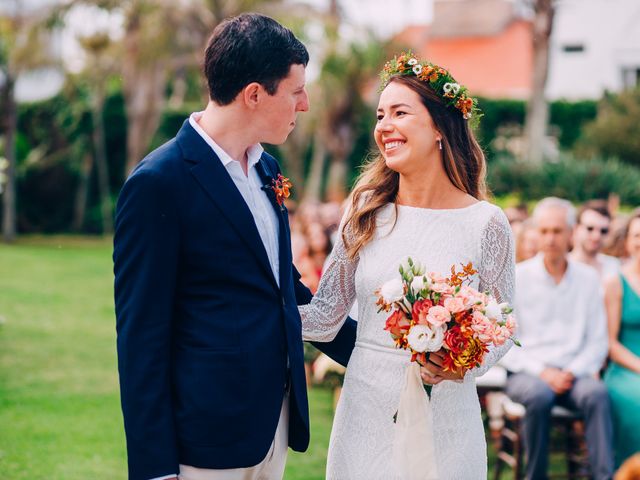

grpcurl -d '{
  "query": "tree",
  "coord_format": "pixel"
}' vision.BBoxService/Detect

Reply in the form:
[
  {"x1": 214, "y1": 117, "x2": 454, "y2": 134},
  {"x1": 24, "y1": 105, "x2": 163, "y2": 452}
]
[
  {"x1": 0, "y1": 1, "x2": 56, "y2": 242},
  {"x1": 523, "y1": 0, "x2": 555, "y2": 163},
  {"x1": 302, "y1": 0, "x2": 383, "y2": 201},
  {"x1": 77, "y1": 32, "x2": 117, "y2": 234},
  {"x1": 56, "y1": 0, "x2": 287, "y2": 179}
]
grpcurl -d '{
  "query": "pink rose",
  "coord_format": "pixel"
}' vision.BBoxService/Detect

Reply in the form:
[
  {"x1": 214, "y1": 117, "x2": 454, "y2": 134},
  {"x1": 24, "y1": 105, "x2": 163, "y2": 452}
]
[
  {"x1": 493, "y1": 325, "x2": 511, "y2": 346},
  {"x1": 429, "y1": 272, "x2": 446, "y2": 284},
  {"x1": 431, "y1": 282, "x2": 454, "y2": 296},
  {"x1": 505, "y1": 314, "x2": 516, "y2": 336},
  {"x1": 426, "y1": 305, "x2": 451, "y2": 328},
  {"x1": 458, "y1": 285, "x2": 486, "y2": 309},
  {"x1": 471, "y1": 311, "x2": 494, "y2": 343},
  {"x1": 444, "y1": 296, "x2": 467, "y2": 314}
]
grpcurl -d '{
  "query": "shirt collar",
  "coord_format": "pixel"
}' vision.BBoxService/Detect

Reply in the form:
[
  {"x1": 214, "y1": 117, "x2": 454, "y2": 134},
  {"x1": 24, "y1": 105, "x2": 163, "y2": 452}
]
[
  {"x1": 189, "y1": 111, "x2": 264, "y2": 170},
  {"x1": 533, "y1": 252, "x2": 573, "y2": 286}
]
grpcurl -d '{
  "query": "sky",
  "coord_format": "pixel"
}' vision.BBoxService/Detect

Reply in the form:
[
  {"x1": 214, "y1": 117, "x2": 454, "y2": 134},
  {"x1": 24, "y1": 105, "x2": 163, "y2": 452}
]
[{"x1": 300, "y1": 0, "x2": 433, "y2": 37}]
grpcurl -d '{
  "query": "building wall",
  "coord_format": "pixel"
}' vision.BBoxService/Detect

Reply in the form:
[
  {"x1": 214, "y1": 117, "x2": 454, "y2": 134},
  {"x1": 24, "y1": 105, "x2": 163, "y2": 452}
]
[{"x1": 547, "y1": 0, "x2": 640, "y2": 99}]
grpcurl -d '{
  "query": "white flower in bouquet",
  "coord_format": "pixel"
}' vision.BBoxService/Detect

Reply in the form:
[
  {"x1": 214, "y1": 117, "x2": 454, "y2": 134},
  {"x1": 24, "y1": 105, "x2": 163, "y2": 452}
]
[
  {"x1": 484, "y1": 298, "x2": 503, "y2": 320},
  {"x1": 379, "y1": 278, "x2": 405, "y2": 303},
  {"x1": 406, "y1": 324, "x2": 445, "y2": 353},
  {"x1": 411, "y1": 275, "x2": 429, "y2": 293}
]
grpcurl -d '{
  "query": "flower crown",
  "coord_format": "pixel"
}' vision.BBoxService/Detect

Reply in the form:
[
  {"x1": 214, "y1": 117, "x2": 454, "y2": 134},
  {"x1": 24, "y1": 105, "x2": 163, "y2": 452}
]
[{"x1": 379, "y1": 51, "x2": 482, "y2": 124}]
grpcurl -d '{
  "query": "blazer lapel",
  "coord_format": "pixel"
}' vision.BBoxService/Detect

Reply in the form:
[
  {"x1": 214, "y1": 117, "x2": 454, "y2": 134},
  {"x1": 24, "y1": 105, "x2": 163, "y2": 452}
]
[
  {"x1": 177, "y1": 120, "x2": 279, "y2": 289},
  {"x1": 255, "y1": 157, "x2": 292, "y2": 289}
]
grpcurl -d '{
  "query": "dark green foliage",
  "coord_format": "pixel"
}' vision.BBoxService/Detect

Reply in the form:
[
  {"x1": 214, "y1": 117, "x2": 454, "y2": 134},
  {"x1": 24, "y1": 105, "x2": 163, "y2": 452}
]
[
  {"x1": 578, "y1": 88, "x2": 640, "y2": 167},
  {"x1": 488, "y1": 155, "x2": 640, "y2": 205},
  {"x1": 10, "y1": 80, "x2": 126, "y2": 233},
  {"x1": 476, "y1": 98, "x2": 597, "y2": 159}
]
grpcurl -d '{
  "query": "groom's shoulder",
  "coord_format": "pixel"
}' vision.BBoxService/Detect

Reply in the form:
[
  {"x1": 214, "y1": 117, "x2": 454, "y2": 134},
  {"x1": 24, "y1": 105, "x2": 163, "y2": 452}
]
[{"x1": 128, "y1": 138, "x2": 184, "y2": 182}]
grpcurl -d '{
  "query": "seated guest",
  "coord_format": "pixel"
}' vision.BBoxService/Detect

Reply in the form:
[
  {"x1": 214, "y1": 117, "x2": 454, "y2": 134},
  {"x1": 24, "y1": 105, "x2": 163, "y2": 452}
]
[
  {"x1": 604, "y1": 209, "x2": 640, "y2": 468},
  {"x1": 502, "y1": 197, "x2": 614, "y2": 480},
  {"x1": 570, "y1": 200, "x2": 620, "y2": 279},
  {"x1": 516, "y1": 218, "x2": 539, "y2": 263}
]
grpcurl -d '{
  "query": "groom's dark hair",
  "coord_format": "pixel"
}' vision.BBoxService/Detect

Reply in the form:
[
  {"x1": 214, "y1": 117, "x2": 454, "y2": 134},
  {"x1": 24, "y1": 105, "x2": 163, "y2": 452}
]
[{"x1": 204, "y1": 13, "x2": 309, "y2": 105}]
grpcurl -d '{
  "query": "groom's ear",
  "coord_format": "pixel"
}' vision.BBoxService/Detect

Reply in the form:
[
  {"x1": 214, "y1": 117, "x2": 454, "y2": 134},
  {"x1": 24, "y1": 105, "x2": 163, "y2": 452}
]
[{"x1": 242, "y1": 82, "x2": 262, "y2": 109}]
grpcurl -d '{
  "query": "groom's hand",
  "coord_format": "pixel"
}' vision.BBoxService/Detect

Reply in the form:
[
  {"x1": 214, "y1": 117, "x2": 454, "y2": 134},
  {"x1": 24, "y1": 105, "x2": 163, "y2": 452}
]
[
  {"x1": 420, "y1": 350, "x2": 464, "y2": 383},
  {"x1": 420, "y1": 369, "x2": 445, "y2": 386}
]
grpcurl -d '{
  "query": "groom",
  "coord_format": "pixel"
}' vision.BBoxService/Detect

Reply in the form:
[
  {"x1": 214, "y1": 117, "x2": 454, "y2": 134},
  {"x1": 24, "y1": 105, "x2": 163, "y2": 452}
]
[{"x1": 113, "y1": 13, "x2": 356, "y2": 480}]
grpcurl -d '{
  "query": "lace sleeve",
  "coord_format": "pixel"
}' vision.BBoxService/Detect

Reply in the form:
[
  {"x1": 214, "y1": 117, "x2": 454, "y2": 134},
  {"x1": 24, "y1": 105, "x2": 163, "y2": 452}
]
[
  {"x1": 468, "y1": 208, "x2": 516, "y2": 378},
  {"x1": 300, "y1": 226, "x2": 359, "y2": 342}
]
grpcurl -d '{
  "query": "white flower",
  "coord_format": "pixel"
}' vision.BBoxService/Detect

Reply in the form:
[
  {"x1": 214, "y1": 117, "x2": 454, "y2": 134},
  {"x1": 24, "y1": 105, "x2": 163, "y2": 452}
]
[
  {"x1": 412, "y1": 65, "x2": 423, "y2": 75},
  {"x1": 408, "y1": 58, "x2": 418, "y2": 66},
  {"x1": 407, "y1": 324, "x2": 445, "y2": 353},
  {"x1": 443, "y1": 82, "x2": 460, "y2": 95},
  {"x1": 411, "y1": 275, "x2": 429, "y2": 293},
  {"x1": 464, "y1": 112, "x2": 472, "y2": 120},
  {"x1": 379, "y1": 278, "x2": 405, "y2": 303},
  {"x1": 484, "y1": 298, "x2": 502, "y2": 320}
]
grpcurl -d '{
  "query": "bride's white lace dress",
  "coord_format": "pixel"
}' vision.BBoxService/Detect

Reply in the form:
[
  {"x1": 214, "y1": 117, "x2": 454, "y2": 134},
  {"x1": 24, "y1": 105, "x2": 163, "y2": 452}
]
[{"x1": 301, "y1": 201, "x2": 515, "y2": 480}]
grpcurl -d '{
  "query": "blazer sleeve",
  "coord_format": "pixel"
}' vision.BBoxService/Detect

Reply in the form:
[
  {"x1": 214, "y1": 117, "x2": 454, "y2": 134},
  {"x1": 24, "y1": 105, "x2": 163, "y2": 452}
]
[
  {"x1": 113, "y1": 169, "x2": 180, "y2": 480},
  {"x1": 292, "y1": 265, "x2": 357, "y2": 367}
]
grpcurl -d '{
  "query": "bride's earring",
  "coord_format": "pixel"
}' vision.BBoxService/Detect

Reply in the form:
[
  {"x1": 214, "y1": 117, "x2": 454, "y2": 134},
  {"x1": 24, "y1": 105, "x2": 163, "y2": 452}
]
[{"x1": 437, "y1": 139, "x2": 442, "y2": 150}]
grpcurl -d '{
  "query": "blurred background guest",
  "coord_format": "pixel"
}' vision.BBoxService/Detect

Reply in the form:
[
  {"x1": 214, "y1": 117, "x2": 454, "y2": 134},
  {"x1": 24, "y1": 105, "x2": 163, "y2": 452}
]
[
  {"x1": 515, "y1": 218, "x2": 539, "y2": 263},
  {"x1": 570, "y1": 200, "x2": 620, "y2": 279},
  {"x1": 604, "y1": 209, "x2": 640, "y2": 468},
  {"x1": 505, "y1": 203, "x2": 530, "y2": 237},
  {"x1": 502, "y1": 197, "x2": 614, "y2": 480}
]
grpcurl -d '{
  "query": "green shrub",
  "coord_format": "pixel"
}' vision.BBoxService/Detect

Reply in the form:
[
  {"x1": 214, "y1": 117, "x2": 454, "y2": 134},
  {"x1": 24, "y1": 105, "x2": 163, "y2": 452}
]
[
  {"x1": 476, "y1": 98, "x2": 598, "y2": 158},
  {"x1": 578, "y1": 88, "x2": 640, "y2": 167},
  {"x1": 487, "y1": 155, "x2": 640, "y2": 205}
]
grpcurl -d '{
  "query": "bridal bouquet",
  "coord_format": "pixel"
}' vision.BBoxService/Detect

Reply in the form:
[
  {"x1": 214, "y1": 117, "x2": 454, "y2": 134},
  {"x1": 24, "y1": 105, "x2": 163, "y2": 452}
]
[
  {"x1": 376, "y1": 258, "x2": 518, "y2": 375},
  {"x1": 376, "y1": 259, "x2": 518, "y2": 480}
]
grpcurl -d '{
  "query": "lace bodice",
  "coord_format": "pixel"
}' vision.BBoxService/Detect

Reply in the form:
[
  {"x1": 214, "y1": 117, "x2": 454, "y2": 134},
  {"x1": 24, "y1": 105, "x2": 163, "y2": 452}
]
[
  {"x1": 299, "y1": 200, "x2": 516, "y2": 479},
  {"x1": 301, "y1": 201, "x2": 515, "y2": 375}
]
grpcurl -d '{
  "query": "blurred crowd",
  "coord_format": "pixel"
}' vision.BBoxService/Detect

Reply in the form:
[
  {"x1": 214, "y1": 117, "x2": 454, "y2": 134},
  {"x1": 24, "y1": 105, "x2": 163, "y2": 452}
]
[{"x1": 292, "y1": 196, "x2": 640, "y2": 479}]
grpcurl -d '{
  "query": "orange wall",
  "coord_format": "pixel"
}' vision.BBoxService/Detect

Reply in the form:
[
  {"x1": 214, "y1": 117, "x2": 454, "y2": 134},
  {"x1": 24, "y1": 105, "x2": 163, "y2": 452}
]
[{"x1": 421, "y1": 20, "x2": 533, "y2": 99}]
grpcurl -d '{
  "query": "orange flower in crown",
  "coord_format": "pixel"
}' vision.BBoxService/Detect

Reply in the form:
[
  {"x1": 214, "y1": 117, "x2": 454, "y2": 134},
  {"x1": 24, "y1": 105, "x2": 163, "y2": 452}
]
[{"x1": 379, "y1": 51, "x2": 482, "y2": 124}]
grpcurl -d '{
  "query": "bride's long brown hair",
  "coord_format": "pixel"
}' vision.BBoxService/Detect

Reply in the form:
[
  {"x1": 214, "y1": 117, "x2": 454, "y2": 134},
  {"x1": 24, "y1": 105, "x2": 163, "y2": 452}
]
[{"x1": 342, "y1": 75, "x2": 488, "y2": 260}]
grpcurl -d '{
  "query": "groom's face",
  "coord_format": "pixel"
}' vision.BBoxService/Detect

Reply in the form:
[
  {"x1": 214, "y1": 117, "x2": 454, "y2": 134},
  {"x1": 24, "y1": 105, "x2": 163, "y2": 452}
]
[{"x1": 257, "y1": 63, "x2": 309, "y2": 145}]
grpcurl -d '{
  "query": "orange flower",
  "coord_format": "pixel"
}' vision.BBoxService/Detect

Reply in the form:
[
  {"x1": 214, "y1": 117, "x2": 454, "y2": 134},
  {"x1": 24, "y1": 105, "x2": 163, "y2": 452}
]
[
  {"x1": 448, "y1": 262, "x2": 478, "y2": 287},
  {"x1": 443, "y1": 328, "x2": 487, "y2": 372},
  {"x1": 412, "y1": 299, "x2": 434, "y2": 325},
  {"x1": 384, "y1": 310, "x2": 411, "y2": 341},
  {"x1": 271, "y1": 174, "x2": 292, "y2": 207}
]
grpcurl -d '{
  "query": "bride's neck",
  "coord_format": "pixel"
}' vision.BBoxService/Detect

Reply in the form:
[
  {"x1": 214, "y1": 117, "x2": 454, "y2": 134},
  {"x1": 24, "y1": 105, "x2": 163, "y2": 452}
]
[{"x1": 396, "y1": 164, "x2": 470, "y2": 210}]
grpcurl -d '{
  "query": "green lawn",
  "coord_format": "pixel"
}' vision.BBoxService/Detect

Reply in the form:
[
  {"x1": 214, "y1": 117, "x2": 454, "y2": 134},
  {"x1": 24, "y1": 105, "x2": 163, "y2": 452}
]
[
  {"x1": 0, "y1": 237, "x2": 569, "y2": 479},
  {"x1": 0, "y1": 237, "x2": 334, "y2": 479}
]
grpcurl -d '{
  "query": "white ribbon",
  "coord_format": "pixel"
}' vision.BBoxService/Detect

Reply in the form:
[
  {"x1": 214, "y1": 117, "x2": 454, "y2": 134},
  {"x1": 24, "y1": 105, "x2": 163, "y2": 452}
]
[{"x1": 392, "y1": 362, "x2": 439, "y2": 480}]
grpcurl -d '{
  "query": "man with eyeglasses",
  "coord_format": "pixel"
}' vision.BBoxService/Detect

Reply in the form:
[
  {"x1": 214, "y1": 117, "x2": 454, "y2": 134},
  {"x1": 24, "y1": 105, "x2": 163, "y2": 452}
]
[{"x1": 570, "y1": 200, "x2": 620, "y2": 280}]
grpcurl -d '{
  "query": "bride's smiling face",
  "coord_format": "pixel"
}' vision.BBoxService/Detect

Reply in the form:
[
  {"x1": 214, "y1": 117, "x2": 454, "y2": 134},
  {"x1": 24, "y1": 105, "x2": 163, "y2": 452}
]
[{"x1": 374, "y1": 81, "x2": 441, "y2": 175}]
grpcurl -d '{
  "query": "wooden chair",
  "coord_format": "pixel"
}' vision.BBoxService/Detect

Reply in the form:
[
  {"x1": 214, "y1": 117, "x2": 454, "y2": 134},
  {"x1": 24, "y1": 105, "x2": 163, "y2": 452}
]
[{"x1": 493, "y1": 395, "x2": 591, "y2": 480}]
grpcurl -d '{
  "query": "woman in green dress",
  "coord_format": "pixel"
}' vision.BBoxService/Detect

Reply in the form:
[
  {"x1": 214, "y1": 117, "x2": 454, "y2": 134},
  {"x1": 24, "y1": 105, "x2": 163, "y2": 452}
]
[{"x1": 604, "y1": 209, "x2": 640, "y2": 467}]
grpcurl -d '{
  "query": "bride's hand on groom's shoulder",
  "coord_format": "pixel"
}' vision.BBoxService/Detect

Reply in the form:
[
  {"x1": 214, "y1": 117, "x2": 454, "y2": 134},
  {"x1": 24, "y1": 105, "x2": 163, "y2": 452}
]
[{"x1": 420, "y1": 350, "x2": 464, "y2": 385}]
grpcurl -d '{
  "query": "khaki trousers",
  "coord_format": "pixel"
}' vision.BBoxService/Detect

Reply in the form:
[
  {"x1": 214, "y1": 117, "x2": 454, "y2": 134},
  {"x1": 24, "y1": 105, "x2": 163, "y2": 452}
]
[{"x1": 179, "y1": 395, "x2": 289, "y2": 480}]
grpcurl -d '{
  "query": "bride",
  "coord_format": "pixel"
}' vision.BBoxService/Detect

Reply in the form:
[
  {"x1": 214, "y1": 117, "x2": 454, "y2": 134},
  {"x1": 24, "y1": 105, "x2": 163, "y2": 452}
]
[{"x1": 300, "y1": 53, "x2": 515, "y2": 479}]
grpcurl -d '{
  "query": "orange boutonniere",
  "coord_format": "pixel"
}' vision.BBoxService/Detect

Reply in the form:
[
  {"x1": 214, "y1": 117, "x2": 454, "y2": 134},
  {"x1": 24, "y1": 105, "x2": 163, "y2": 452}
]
[{"x1": 270, "y1": 174, "x2": 292, "y2": 209}]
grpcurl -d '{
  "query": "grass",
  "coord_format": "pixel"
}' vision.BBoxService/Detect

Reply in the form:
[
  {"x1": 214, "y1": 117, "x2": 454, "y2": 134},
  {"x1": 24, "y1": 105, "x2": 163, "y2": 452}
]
[
  {"x1": 0, "y1": 236, "x2": 335, "y2": 479},
  {"x1": 0, "y1": 236, "x2": 571, "y2": 479}
]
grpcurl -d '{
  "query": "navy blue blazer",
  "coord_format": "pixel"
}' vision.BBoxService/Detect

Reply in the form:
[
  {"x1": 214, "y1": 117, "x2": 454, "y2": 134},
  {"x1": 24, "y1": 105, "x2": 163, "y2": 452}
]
[{"x1": 113, "y1": 120, "x2": 356, "y2": 480}]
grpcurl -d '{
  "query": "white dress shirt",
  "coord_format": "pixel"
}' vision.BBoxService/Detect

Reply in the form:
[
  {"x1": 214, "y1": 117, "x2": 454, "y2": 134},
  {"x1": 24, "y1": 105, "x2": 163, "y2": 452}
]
[
  {"x1": 189, "y1": 112, "x2": 280, "y2": 285},
  {"x1": 501, "y1": 254, "x2": 608, "y2": 378},
  {"x1": 149, "y1": 113, "x2": 282, "y2": 480}
]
